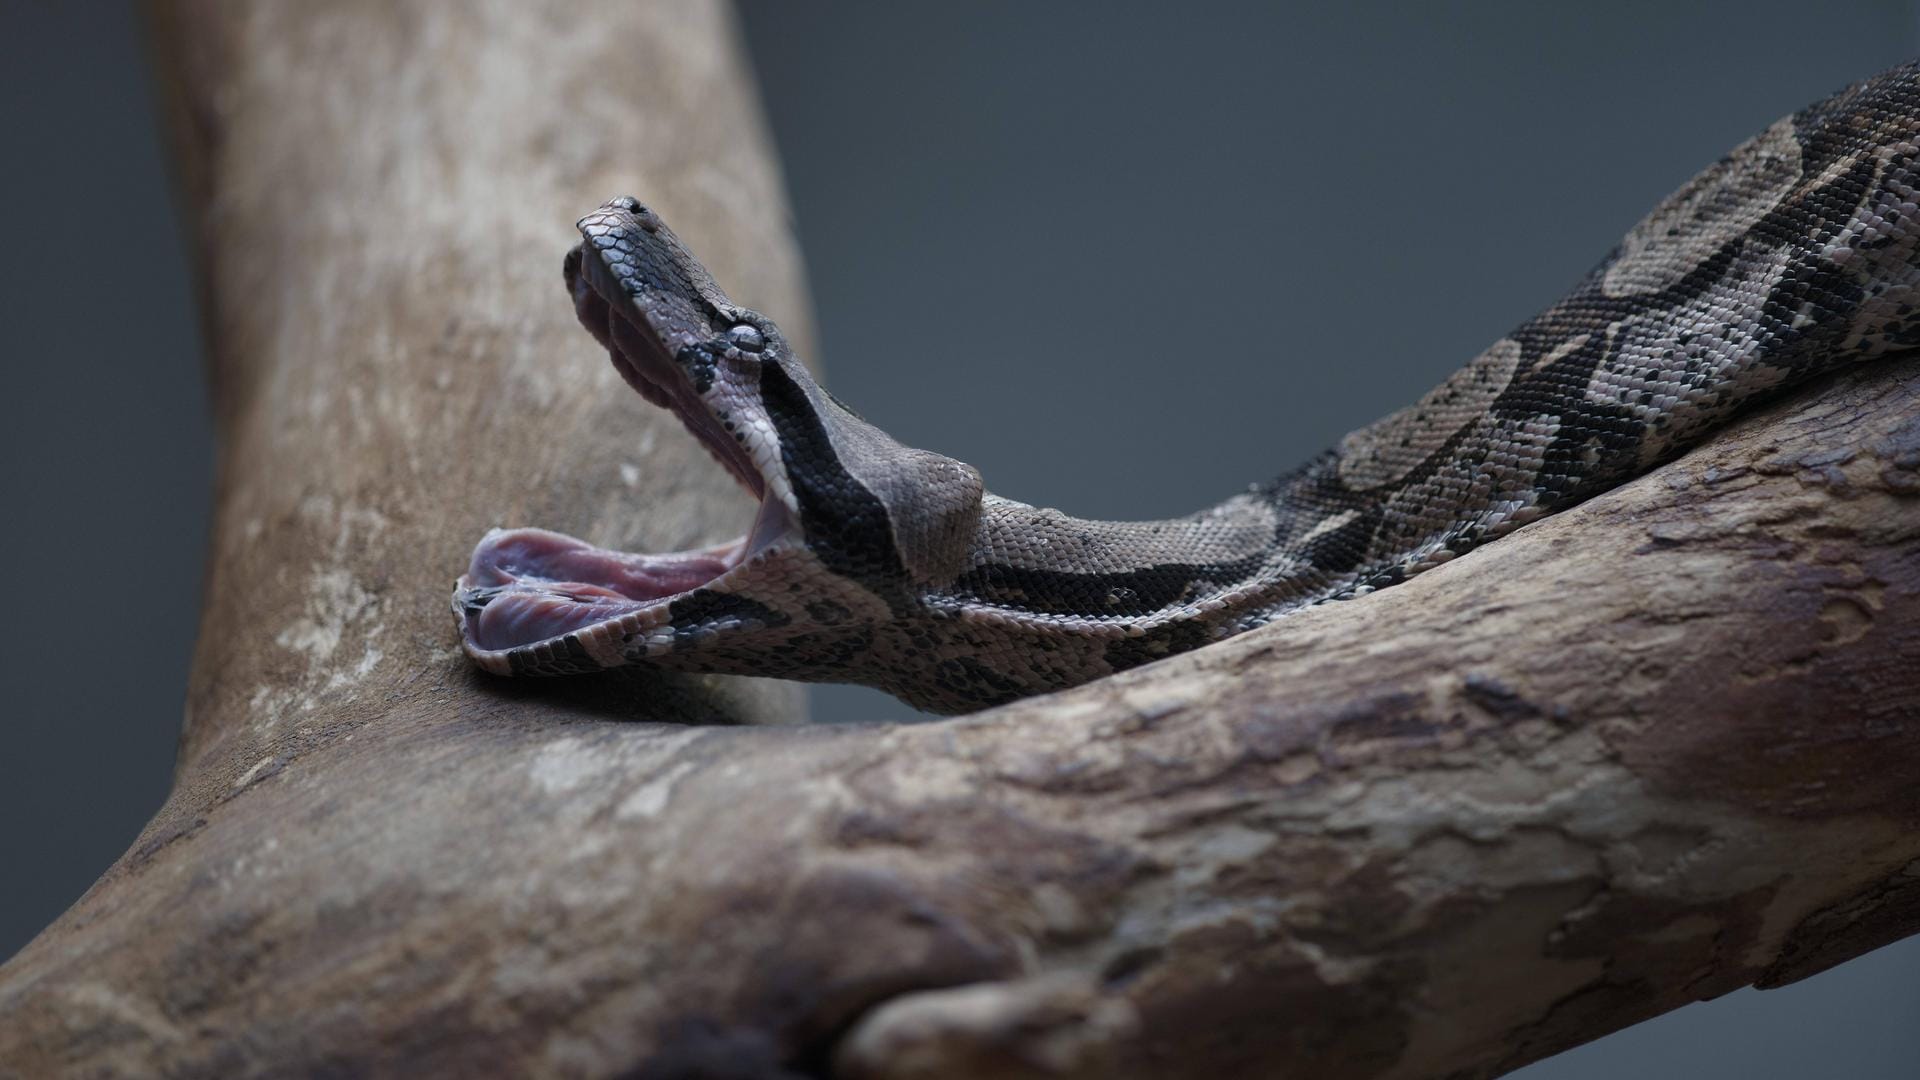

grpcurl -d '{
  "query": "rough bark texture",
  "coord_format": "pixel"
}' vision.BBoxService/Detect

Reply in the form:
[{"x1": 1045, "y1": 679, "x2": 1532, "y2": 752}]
[{"x1": 2, "y1": 3, "x2": 1917, "y2": 1078}]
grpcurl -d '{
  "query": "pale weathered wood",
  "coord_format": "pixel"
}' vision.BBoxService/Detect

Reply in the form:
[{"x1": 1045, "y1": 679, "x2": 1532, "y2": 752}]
[{"x1": 0, "y1": 3, "x2": 1915, "y2": 1078}]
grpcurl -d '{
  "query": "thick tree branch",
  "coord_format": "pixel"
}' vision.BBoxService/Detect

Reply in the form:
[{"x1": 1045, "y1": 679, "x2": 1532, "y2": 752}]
[{"x1": 1, "y1": 4, "x2": 1915, "y2": 1079}]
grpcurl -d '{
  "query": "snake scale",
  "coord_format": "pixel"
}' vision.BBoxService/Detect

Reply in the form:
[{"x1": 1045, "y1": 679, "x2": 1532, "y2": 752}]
[{"x1": 455, "y1": 61, "x2": 1920, "y2": 714}]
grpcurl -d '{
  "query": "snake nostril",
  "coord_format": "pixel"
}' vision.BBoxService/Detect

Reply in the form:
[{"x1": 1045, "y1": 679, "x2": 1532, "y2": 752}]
[{"x1": 611, "y1": 195, "x2": 642, "y2": 213}]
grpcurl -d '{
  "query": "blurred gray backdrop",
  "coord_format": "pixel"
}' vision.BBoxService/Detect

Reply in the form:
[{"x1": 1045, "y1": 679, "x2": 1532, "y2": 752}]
[{"x1": 2, "y1": 3, "x2": 1915, "y2": 1077}]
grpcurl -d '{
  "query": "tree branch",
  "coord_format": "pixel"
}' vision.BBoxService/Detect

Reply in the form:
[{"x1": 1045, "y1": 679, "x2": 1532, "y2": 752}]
[{"x1": 2, "y1": 3, "x2": 1915, "y2": 1078}]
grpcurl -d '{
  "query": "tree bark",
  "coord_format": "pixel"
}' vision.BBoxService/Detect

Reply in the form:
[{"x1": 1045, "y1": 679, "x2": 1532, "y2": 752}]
[{"x1": 2, "y1": 3, "x2": 1916, "y2": 1078}]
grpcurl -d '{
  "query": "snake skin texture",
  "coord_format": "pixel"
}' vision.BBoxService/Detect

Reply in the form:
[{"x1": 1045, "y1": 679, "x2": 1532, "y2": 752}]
[{"x1": 455, "y1": 61, "x2": 1920, "y2": 714}]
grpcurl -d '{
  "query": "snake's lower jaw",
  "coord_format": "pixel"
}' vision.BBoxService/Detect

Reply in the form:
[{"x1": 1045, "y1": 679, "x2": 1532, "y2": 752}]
[{"x1": 453, "y1": 491, "x2": 799, "y2": 671}]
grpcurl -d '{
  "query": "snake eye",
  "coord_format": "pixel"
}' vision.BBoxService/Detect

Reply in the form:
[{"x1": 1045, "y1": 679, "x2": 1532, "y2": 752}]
[{"x1": 727, "y1": 324, "x2": 765, "y2": 353}]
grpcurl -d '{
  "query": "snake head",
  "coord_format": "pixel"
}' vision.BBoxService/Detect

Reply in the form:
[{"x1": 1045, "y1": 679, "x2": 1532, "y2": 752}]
[{"x1": 452, "y1": 197, "x2": 983, "y2": 684}]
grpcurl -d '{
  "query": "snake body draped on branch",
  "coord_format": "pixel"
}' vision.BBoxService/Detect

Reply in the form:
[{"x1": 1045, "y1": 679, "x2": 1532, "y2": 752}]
[{"x1": 455, "y1": 61, "x2": 1920, "y2": 713}]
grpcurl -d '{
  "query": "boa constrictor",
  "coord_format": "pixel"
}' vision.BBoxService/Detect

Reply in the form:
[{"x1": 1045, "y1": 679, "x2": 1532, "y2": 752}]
[{"x1": 454, "y1": 61, "x2": 1920, "y2": 714}]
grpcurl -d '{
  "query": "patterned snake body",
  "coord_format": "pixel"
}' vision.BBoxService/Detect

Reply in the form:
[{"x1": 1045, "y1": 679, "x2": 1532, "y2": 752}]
[{"x1": 456, "y1": 62, "x2": 1920, "y2": 713}]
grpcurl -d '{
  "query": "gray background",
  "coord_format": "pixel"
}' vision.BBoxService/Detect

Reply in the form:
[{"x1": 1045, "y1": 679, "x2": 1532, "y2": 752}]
[{"x1": 3, "y1": 3, "x2": 1915, "y2": 1076}]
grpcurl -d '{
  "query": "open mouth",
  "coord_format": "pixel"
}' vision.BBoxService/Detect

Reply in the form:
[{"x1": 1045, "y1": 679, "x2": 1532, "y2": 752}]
[{"x1": 454, "y1": 233, "x2": 793, "y2": 664}]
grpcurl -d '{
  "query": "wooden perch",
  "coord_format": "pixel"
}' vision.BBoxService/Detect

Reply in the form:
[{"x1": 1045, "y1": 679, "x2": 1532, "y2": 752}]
[{"x1": 2, "y1": 3, "x2": 1916, "y2": 1078}]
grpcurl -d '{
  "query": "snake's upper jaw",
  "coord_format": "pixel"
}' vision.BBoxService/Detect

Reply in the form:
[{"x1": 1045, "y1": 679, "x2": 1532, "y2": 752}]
[{"x1": 450, "y1": 198, "x2": 804, "y2": 672}]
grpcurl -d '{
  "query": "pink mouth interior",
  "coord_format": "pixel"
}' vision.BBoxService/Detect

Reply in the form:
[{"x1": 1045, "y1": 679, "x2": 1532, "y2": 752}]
[{"x1": 462, "y1": 529, "x2": 743, "y2": 652}]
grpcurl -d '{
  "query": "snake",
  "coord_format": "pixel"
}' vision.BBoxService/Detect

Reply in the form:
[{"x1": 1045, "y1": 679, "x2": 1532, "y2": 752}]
[{"x1": 454, "y1": 61, "x2": 1920, "y2": 714}]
